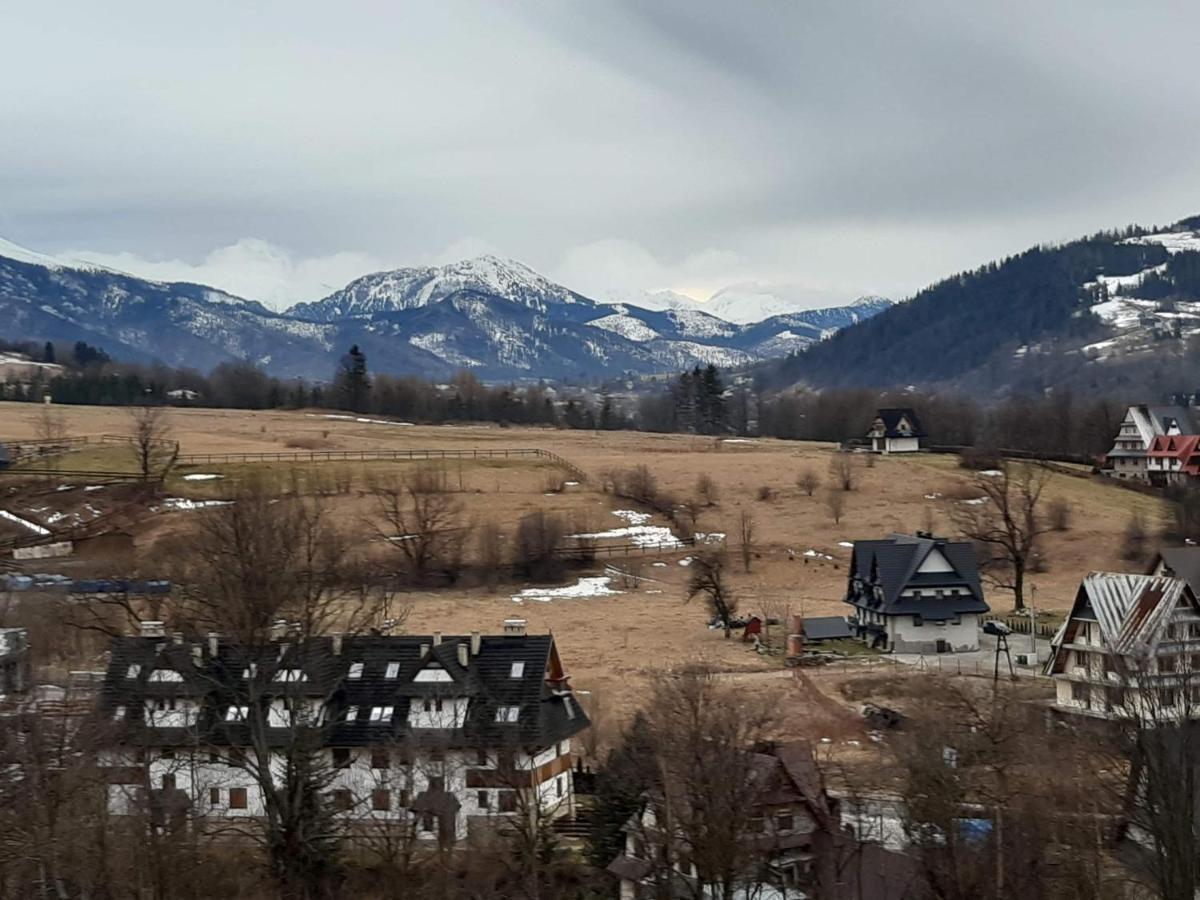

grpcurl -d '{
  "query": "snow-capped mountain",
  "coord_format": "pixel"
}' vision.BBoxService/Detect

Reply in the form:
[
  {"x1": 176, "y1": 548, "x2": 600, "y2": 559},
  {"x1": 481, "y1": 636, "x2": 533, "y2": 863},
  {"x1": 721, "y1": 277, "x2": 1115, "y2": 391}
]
[
  {"x1": 0, "y1": 239, "x2": 890, "y2": 380},
  {"x1": 599, "y1": 283, "x2": 893, "y2": 326}
]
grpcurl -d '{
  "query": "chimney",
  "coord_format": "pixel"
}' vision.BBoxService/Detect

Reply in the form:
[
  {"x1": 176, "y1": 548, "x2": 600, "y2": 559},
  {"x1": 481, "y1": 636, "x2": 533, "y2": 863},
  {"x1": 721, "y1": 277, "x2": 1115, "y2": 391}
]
[
  {"x1": 270, "y1": 620, "x2": 288, "y2": 641},
  {"x1": 207, "y1": 633, "x2": 219, "y2": 658},
  {"x1": 420, "y1": 643, "x2": 429, "y2": 657},
  {"x1": 503, "y1": 618, "x2": 527, "y2": 637},
  {"x1": 470, "y1": 631, "x2": 481, "y2": 656},
  {"x1": 432, "y1": 631, "x2": 442, "y2": 646},
  {"x1": 171, "y1": 631, "x2": 184, "y2": 645},
  {"x1": 191, "y1": 645, "x2": 203, "y2": 667},
  {"x1": 457, "y1": 642, "x2": 469, "y2": 668},
  {"x1": 331, "y1": 633, "x2": 343, "y2": 656},
  {"x1": 140, "y1": 621, "x2": 165, "y2": 639}
]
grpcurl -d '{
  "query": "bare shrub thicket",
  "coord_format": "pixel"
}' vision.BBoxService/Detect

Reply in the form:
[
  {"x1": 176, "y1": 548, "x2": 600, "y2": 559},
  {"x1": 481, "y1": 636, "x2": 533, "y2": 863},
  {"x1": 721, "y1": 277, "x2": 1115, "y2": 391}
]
[
  {"x1": 958, "y1": 446, "x2": 1003, "y2": 470},
  {"x1": 476, "y1": 520, "x2": 505, "y2": 592},
  {"x1": 1047, "y1": 496, "x2": 1072, "y2": 532},
  {"x1": 825, "y1": 487, "x2": 846, "y2": 524},
  {"x1": 513, "y1": 510, "x2": 567, "y2": 581},
  {"x1": 696, "y1": 473, "x2": 719, "y2": 506},
  {"x1": 1122, "y1": 508, "x2": 1149, "y2": 563},
  {"x1": 755, "y1": 484, "x2": 774, "y2": 501},
  {"x1": 797, "y1": 468, "x2": 820, "y2": 496},
  {"x1": 830, "y1": 450, "x2": 857, "y2": 491},
  {"x1": 370, "y1": 464, "x2": 468, "y2": 585}
]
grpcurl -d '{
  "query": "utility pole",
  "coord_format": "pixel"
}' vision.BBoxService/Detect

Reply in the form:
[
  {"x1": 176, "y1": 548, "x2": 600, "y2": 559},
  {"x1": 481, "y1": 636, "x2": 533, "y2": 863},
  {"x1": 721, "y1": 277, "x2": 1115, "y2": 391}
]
[{"x1": 1030, "y1": 583, "x2": 1038, "y2": 657}]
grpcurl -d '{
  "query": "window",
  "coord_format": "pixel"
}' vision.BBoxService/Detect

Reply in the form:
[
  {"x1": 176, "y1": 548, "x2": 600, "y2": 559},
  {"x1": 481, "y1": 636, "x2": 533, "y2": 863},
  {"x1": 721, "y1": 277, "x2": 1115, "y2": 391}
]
[
  {"x1": 1072, "y1": 681, "x2": 1091, "y2": 704},
  {"x1": 912, "y1": 615, "x2": 923, "y2": 628},
  {"x1": 1161, "y1": 655, "x2": 1177, "y2": 673},
  {"x1": 429, "y1": 776, "x2": 445, "y2": 792},
  {"x1": 273, "y1": 668, "x2": 306, "y2": 682},
  {"x1": 1163, "y1": 689, "x2": 1178, "y2": 708},
  {"x1": 332, "y1": 748, "x2": 351, "y2": 769},
  {"x1": 399, "y1": 788, "x2": 410, "y2": 807},
  {"x1": 369, "y1": 706, "x2": 394, "y2": 723},
  {"x1": 495, "y1": 706, "x2": 520, "y2": 723},
  {"x1": 476, "y1": 749, "x2": 489, "y2": 767},
  {"x1": 556, "y1": 776, "x2": 563, "y2": 799},
  {"x1": 422, "y1": 698, "x2": 444, "y2": 713},
  {"x1": 1108, "y1": 686, "x2": 1126, "y2": 710},
  {"x1": 113, "y1": 705, "x2": 126, "y2": 721},
  {"x1": 749, "y1": 815, "x2": 765, "y2": 833},
  {"x1": 209, "y1": 749, "x2": 222, "y2": 764},
  {"x1": 161, "y1": 748, "x2": 175, "y2": 760},
  {"x1": 125, "y1": 664, "x2": 141, "y2": 679},
  {"x1": 344, "y1": 705, "x2": 358, "y2": 722},
  {"x1": 510, "y1": 662, "x2": 525, "y2": 679},
  {"x1": 331, "y1": 790, "x2": 353, "y2": 812},
  {"x1": 208, "y1": 787, "x2": 221, "y2": 806},
  {"x1": 225, "y1": 705, "x2": 248, "y2": 722},
  {"x1": 372, "y1": 789, "x2": 390, "y2": 812},
  {"x1": 154, "y1": 697, "x2": 177, "y2": 711},
  {"x1": 161, "y1": 774, "x2": 176, "y2": 791},
  {"x1": 478, "y1": 790, "x2": 490, "y2": 809},
  {"x1": 385, "y1": 661, "x2": 400, "y2": 679},
  {"x1": 348, "y1": 662, "x2": 364, "y2": 679},
  {"x1": 499, "y1": 791, "x2": 517, "y2": 813},
  {"x1": 241, "y1": 664, "x2": 257, "y2": 680},
  {"x1": 370, "y1": 748, "x2": 390, "y2": 770},
  {"x1": 149, "y1": 669, "x2": 183, "y2": 682},
  {"x1": 421, "y1": 813, "x2": 435, "y2": 832},
  {"x1": 776, "y1": 813, "x2": 794, "y2": 832}
]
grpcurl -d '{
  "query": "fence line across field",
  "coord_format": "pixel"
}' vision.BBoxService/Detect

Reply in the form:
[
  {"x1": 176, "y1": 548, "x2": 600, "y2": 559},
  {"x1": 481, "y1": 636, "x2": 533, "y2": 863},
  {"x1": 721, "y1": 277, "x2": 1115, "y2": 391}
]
[{"x1": 174, "y1": 446, "x2": 587, "y2": 480}]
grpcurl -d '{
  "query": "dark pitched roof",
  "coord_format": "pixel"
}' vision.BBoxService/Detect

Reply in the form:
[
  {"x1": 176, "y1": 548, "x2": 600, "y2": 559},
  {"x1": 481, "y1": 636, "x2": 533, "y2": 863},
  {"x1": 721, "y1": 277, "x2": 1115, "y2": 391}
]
[
  {"x1": 1146, "y1": 405, "x2": 1196, "y2": 436},
  {"x1": 1153, "y1": 547, "x2": 1200, "y2": 597},
  {"x1": 870, "y1": 408, "x2": 926, "y2": 439},
  {"x1": 802, "y1": 616, "x2": 853, "y2": 641},
  {"x1": 846, "y1": 534, "x2": 988, "y2": 619},
  {"x1": 101, "y1": 633, "x2": 588, "y2": 751}
]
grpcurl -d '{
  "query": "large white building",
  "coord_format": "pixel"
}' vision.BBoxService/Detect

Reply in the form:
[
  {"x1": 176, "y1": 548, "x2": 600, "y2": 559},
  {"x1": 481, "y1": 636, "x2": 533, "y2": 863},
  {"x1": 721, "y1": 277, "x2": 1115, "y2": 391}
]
[
  {"x1": 1044, "y1": 570, "x2": 1200, "y2": 721},
  {"x1": 845, "y1": 533, "x2": 990, "y2": 654},
  {"x1": 99, "y1": 620, "x2": 588, "y2": 842}
]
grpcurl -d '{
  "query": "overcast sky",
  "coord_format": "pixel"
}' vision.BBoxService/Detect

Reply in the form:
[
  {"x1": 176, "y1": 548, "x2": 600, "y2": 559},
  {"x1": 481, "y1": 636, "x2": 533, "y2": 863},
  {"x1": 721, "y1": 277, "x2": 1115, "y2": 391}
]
[{"x1": 3, "y1": 1, "x2": 1200, "y2": 310}]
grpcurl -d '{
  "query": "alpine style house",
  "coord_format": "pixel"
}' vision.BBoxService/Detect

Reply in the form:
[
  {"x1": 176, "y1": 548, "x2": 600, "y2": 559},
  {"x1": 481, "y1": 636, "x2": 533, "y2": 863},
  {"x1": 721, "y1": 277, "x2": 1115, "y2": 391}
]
[{"x1": 100, "y1": 619, "x2": 588, "y2": 842}]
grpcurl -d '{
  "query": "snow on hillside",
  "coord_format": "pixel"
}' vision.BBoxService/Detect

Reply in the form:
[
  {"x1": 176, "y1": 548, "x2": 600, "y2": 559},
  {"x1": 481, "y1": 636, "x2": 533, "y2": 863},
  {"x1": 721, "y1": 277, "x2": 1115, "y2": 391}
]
[
  {"x1": 665, "y1": 308, "x2": 738, "y2": 338},
  {"x1": 587, "y1": 312, "x2": 659, "y2": 342},
  {"x1": 598, "y1": 288, "x2": 700, "y2": 313},
  {"x1": 1123, "y1": 229, "x2": 1200, "y2": 254},
  {"x1": 702, "y1": 284, "x2": 813, "y2": 323}
]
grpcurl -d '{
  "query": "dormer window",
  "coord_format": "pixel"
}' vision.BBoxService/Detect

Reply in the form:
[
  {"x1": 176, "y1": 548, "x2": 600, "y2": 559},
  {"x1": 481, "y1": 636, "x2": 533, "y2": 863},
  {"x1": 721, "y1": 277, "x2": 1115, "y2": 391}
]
[
  {"x1": 225, "y1": 705, "x2": 249, "y2": 722},
  {"x1": 113, "y1": 704, "x2": 126, "y2": 721},
  {"x1": 242, "y1": 664, "x2": 257, "y2": 680},
  {"x1": 344, "y1": 705, "x2": 359, "y2": 721},
  {"x1": 510, "y1": 662, "x2": 525, "y2": 679},
  {"x1": 148, "y1": 669, "x2": 183, "y2": 682},
  {"x1": 348, "y1": 662, "x2": 364, "y2": 679},
  {"x1": 125, "y1": 664, "x2": 141, "y2": 679},
  {"x1": 495, "y1": 706, "x2": 520, "y2": 723},
  {"x1": 273, "y1": 669, "x2": 307, "y2": 682},
  {"x1": 369, "y1": 706, "x2": 394, "y2": 723},
  {"x1": 385, "y1": 662, "x2": 400, "y2": 679}
]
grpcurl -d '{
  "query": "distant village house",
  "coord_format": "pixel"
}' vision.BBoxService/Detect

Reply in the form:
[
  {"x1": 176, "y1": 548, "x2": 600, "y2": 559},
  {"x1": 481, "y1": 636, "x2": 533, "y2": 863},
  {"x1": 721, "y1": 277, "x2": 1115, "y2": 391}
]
[{"x1": 865, "y1": 408, "x2": 924, "y2": 454}]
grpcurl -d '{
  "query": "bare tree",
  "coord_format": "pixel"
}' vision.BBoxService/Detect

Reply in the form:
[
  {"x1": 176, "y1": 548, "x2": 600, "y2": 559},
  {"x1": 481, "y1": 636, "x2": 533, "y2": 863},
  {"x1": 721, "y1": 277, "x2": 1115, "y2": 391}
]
[
  {"x1": 1122, "y1": 508, "x2": 1149, "y2": 563},
  {"x1": 830, "y1": 451, "x2": 857, "y2": 491},
  {"x1": 738, "y1": 510, "x2": 755, "y2": 573},
  {"x1": 949, "y1": 463, "x2": 1051, "y2": 611},
  {"x1": 33, "y1": 403, "x2": 68, "y2": 444},
  {"x1": 128, "y1": 404, "x2": 176, "y2": 481},
  {"x1": 825, "y1": 488, "x2": 845, "y2": 525},
  {"x1": 685, "y1": 552, "x2": 737, "y2": 637},
  {"x1": 1047, "y1": 496, "x2": 1072, "y2": 532},
  {"x1": 513, "y1": 510, "x2": 567, "y2": 581},
  {"x1": 370, "y1": 464, "x2": 468, "y2": 585},
  {"x1": 696, "y1": 473, "x2": 720, "y2": 507},
  {"x1": 797, "y1": 468, "x2": 820, "y2": 497}
]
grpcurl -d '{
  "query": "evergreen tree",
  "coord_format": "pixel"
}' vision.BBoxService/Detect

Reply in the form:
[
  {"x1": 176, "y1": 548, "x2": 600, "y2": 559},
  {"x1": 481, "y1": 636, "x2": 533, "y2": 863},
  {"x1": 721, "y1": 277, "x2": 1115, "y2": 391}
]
[
  {"x1": 42, "y1": 341, "x2": 55, "y2": 365},
  {"x1": 333, "y1": 344, "x2": 370, "y2": 412}
]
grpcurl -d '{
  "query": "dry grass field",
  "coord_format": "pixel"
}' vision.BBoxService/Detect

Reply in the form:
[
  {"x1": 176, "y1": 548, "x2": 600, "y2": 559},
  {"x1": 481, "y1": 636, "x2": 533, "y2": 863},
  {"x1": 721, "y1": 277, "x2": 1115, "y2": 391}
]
[{"x1": 0, "y1": 401, "x2": 1169, "y2": 746}]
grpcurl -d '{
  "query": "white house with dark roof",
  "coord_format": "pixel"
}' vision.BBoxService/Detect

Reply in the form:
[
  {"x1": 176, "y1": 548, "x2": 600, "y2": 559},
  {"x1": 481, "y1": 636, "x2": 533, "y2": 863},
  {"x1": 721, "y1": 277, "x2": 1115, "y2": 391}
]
[
  {"x1": 865, "y1": 408, "x2": 925, "y2": 454},
  {"x1": 1106, "y1": 404, "x2": 1195, "y2": 482},
  {"x1": 845, "y1": 534, "x2": 989, "y2": 653},
  {"x1": 1044, "y1": 572, "x2": 1200, "y2": 721},
  {"x1": 99, "y1": 619, "x2": 588, "y2": 842}
]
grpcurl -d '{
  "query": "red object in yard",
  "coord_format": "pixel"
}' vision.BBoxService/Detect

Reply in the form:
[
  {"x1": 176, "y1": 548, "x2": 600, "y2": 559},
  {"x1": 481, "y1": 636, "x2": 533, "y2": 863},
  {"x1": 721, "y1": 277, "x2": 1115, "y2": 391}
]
[
  {"x1": 787, "y1": 633, "x2": 803, "y2": 657},
  {"x1": 742, "y1": 616, "x2": 763, "y2": 642}
]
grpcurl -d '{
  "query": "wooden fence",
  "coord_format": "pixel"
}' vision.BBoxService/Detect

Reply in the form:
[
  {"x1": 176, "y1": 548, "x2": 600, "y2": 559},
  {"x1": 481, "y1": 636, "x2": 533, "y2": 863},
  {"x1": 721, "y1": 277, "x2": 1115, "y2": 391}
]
[{"x1": 174, "y1": 446, "x2": 588, "y2": 482}]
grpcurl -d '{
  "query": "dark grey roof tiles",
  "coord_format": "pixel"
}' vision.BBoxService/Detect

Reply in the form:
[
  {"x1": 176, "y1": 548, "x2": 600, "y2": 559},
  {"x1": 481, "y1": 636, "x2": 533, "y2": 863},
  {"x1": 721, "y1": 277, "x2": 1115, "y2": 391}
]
[{"x1": 845, "y1": 534, "x2": 988, "y2": 617}]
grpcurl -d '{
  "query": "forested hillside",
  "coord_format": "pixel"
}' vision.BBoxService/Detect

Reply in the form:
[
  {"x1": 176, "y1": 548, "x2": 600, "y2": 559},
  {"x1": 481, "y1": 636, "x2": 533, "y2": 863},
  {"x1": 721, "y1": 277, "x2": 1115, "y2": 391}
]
[{"x1": 761, "y1": 222, "x2": 1200, "y2": 394}]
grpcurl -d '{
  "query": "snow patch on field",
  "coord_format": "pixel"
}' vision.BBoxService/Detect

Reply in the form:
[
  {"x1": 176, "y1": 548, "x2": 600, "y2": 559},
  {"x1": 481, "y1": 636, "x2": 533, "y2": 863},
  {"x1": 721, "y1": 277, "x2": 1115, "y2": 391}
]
[
  {"x1": 0, "y1": 509, "x2": 50, "y2": 535},
  {"x1": 511, "y1": 577, "x2": 621, "y2": 603},
  {"x1": 569, "y1": 509, "x2": 682, "y2": 548},
  {"x1": 160, "y1": 498, "x2": 233, "y2": 511},
  {"x1": 182, "y1": 473, "x2": 223, "y2": 481}
]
